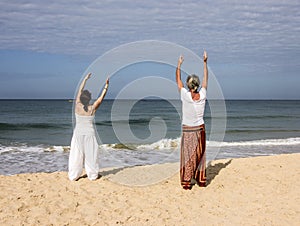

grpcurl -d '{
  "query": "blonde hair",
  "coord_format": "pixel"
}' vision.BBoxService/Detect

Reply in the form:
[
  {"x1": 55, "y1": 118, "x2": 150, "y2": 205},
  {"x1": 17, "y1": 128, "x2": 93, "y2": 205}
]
[{"x1": 186, "y1": 74, "x2": 200, "y2": 92}]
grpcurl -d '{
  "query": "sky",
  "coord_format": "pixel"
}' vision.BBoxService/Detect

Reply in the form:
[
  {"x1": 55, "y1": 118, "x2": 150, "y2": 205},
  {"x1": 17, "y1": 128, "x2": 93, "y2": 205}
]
[{"x1": 0, "y1": 0, "x2": 299, "y2": 99}]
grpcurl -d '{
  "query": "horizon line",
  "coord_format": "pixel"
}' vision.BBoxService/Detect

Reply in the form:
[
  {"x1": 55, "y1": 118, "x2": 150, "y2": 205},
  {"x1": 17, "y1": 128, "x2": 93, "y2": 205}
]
[{"x1": 0, "y1": 98, "x2": 300, "y2": 101}]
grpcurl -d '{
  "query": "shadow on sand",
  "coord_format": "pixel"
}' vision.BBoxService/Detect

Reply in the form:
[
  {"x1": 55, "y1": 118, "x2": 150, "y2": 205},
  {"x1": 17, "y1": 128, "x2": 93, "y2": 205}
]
[
  {"x1": 206, "y1": 159, "x2": 232, "y2": 186},
  {"x1": 76, "y1": 160, "x2": 232, "y2": 186},
  {"x1": 76, "y1": 165, "x2": 140, "y2": 181}
]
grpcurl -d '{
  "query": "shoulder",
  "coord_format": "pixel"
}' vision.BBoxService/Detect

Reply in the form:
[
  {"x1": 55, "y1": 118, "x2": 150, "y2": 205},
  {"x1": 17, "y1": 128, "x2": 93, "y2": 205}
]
[
  {"x1": 75, "y1": 102, "x2": 81, "y2": 113},
  {"x1": 180, "y1": 87, "x2": 188, "y2": 94},
  {"x1": 199, "y1": 87, "x2": 207, "y2": 100},
  {"x1": 180, "y1": 87, "x2": 189, "y2": 98},
  {"x1": 89, "y1": 105, "x2": 95, "y2": 115},
  {"x1": 181, "y1": 88, "x2": 194, "y2": 102}
]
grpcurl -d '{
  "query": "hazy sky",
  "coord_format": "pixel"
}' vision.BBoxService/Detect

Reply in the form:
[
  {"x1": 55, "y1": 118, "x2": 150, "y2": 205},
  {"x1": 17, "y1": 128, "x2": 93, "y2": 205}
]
[{"x1": 0, "y1": 0, "x2": 299, "y2": 99}]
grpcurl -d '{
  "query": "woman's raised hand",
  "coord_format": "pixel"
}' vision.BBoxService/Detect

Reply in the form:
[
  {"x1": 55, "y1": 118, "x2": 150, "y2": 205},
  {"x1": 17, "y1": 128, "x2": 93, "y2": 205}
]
[
  {"x1": 203, "y1": 50, "x2": 208, "y2": 62},
  {"x1": 85, "y1": 72, "x2": 92, "y2": 80},
  {"x1": 178, "y1": 55, "x2": 184, "y2": 66}
]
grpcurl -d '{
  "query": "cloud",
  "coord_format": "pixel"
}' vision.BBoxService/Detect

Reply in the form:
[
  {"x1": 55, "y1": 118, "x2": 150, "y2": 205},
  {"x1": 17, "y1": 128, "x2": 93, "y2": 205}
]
[
  {"x1": 0, "y1": 0, "x2": 299, "y2": 75},
  {"x1": 0, "y1": 1, "x2": 298, "y2": 49}
]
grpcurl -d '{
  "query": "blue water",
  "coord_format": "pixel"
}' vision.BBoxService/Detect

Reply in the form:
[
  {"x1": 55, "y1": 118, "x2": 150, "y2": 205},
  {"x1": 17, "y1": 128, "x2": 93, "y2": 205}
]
[{"x1": 0, "y1": 99, "x2": 299, "y2": 175}]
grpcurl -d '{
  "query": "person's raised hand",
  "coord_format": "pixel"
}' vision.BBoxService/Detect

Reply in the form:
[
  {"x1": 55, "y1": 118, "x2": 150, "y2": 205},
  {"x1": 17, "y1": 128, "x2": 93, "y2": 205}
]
[
  {"x1": 203, "y1": 50, "x2": 208, "y2": 62},
  {"x1": 85, "y1": 72, "x2": 92, "y2": 80},
  {"x1": 178, "y1": 55, "x2": 184, "y2": 66}
]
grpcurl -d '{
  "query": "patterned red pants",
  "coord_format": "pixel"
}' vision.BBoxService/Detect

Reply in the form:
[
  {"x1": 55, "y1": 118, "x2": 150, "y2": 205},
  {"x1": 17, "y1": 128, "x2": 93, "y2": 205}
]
[{"x1": 180, "y1": 124, "x2": 206, "y2": 189}]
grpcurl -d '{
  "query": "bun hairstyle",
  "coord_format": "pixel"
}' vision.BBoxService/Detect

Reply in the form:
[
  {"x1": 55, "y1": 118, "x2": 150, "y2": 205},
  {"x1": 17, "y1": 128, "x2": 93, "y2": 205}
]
[
  {"x1": 186, "y1": 74, "x2": 200, "y2": 92},
  {"x1": 80, "y1": 90, "x2": 92, "y2": 112}
]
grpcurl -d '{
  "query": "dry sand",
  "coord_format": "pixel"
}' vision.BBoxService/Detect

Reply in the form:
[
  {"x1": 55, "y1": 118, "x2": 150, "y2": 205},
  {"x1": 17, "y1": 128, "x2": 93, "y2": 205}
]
[{"x1": 0, "y1": 153, "x2": 299, "y2": 225}]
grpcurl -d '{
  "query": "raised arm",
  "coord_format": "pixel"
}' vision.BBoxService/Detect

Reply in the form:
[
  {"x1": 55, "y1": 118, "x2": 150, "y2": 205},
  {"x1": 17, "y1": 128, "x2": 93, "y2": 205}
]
[
  {"x1": 76, "y1": 72, "x2": 91, "y2": 103},
  {"x1": 202, "y1": 50, "x2": 208, "y2": 89},
  {"x1": 92, "y1": 78, "x2": 109, "y2": 111},
  {"x1": 176, "y1": 55, "x2": 184, "y2": 91}
]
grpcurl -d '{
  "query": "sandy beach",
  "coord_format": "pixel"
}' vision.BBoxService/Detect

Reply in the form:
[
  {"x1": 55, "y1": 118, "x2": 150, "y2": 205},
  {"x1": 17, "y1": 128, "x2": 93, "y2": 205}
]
[{"x1": 0, "y1": 153, "x2": 299, "y2": 226}]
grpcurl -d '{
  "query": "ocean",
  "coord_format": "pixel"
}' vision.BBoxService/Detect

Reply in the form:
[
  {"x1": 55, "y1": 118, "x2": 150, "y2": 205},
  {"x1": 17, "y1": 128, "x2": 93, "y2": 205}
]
[{"x1": 0, "y1": 99, "x2": 299, "y2": 175}]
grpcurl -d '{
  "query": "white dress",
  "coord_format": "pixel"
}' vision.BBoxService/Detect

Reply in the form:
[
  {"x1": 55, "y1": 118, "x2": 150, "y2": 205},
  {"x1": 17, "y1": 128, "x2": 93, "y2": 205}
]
[{"x1": 68, "y1": 113, "x2": 99, "y2": 181}]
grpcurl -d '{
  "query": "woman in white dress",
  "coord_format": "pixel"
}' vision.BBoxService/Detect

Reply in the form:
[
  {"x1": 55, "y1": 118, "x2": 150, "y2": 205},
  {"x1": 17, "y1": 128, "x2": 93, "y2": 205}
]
[{"x1": 68, "y1": 73, "x2": 109, "y2": 181}]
